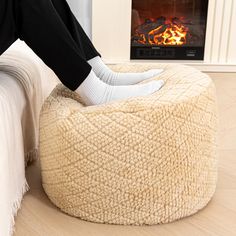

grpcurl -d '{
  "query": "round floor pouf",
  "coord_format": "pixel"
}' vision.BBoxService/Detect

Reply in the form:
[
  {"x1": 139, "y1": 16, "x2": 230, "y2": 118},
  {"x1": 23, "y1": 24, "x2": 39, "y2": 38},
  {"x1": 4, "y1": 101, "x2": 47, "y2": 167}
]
[{"x1": 39, "y1": 63, "x2": 219, "y2": 225}]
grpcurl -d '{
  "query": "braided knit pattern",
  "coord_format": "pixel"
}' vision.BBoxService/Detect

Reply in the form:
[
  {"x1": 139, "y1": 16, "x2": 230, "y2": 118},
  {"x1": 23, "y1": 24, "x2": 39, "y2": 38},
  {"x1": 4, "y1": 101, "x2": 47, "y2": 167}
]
[{"x1": 39, "y1": 63, "x2": 219, "y2": 225}]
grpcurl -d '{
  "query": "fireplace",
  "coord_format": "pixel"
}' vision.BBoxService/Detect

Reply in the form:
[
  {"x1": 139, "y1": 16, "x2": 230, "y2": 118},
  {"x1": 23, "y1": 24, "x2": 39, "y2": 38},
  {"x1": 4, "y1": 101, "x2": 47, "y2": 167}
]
[{"x1": 131, "y1": 0, "x2": 209, "y2": 60}]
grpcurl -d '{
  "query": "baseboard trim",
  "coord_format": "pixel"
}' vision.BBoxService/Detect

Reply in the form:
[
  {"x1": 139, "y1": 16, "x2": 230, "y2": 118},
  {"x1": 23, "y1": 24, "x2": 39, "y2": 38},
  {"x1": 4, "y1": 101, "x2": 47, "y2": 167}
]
[
  {"x1": 186, "y1": 64, "x2": 236, "y2": 72},
  {"x1": 105, "y1": 60, "x2": 236, "y2": 72}
]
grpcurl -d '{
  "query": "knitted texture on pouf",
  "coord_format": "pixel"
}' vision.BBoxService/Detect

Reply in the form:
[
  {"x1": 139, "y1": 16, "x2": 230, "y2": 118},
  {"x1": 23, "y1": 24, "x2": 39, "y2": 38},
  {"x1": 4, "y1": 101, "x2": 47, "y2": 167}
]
[{"x1": 39, "y1": 63, "x2": 219, "y2": 225}]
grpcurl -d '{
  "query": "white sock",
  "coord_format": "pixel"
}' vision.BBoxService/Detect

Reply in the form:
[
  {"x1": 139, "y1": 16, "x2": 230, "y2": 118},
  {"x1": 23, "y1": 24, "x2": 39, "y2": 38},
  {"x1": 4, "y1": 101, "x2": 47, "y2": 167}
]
[
  {"x1": 88, "y1": 56, "x2": 164, "y2": 86},
  {"x1": 75, "y1": 70, "x2": 164, "y2": 106}
]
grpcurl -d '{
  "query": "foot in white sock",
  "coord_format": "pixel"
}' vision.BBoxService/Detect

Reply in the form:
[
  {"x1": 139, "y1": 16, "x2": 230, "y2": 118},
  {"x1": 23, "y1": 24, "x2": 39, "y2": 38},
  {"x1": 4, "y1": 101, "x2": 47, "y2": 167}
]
[
  {"x1": 75, "y1": 70, "x2": 164, "y2": 106},
  {"x1": 88, "y1": 56, "x2": 164, "y2": 86}
]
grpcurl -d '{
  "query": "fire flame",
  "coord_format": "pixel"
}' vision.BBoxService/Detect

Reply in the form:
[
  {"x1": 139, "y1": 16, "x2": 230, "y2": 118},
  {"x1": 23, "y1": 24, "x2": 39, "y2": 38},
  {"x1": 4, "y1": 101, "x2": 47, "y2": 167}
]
[{"x1": 135, "y1": 19, "x2": 189, "y2": 46}]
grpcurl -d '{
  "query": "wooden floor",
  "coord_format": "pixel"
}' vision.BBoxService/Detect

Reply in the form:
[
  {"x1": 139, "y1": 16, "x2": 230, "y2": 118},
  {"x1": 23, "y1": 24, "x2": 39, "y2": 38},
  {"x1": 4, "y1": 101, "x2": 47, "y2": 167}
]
[{"x1": 14, "y1": 73, "x2": 236, "y2": 236}]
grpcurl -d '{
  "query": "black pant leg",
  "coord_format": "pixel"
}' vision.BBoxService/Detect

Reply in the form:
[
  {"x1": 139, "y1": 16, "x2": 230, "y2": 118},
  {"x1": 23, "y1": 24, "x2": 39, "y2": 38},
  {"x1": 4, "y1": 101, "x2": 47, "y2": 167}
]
[
  {"x1": 50, "y1": 0, "x2": 101, "y2": 60},
  {"x1": 17, "y1": 0, "x2": 92, "y2": 91},
  {"x1": 0, "y1": 0, "x2": 18, "y2": 55}
]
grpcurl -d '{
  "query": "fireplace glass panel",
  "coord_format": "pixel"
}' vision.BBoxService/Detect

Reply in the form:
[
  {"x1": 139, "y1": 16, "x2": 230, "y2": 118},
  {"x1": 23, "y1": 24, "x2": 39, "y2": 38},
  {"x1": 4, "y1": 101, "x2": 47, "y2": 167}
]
[{"x1": 131, "y1": 0, "x2": 209, "y2": 60}]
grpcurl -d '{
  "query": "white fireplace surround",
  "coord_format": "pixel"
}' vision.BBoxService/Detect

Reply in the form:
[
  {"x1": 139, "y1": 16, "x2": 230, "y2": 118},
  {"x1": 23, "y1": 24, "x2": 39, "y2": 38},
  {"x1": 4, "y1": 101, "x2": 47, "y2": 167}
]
[{"x1": 92, "y1": 0, "x2": 236, "y2": 72}]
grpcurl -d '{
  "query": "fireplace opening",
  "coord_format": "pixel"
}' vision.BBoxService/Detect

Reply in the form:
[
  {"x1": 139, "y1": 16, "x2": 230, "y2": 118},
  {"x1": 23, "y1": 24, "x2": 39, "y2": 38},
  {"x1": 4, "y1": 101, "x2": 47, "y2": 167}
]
[{"x1": 131, "y1": 0, "x2": 209, "y2": 60}]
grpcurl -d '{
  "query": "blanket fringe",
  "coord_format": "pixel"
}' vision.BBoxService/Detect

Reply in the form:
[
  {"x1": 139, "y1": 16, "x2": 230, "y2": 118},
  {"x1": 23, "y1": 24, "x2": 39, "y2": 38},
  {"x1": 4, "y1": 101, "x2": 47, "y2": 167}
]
[
  {"x1": 24, "y1": 148, "x2": 38, "y2": 167},
  {"x1": 9, "y1": 180, "x2": 30, "y2": 236},
  {"x1": 8, "y1": 149, "x2": 37, "y2": 235}
]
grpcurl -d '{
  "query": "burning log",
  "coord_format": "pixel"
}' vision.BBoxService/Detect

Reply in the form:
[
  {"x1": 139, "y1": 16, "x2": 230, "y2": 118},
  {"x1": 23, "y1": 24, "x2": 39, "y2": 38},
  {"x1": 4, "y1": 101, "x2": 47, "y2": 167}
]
[
  {"x1": 136, "y1": 17, "x2": 166, "y2": 34},
  {"x1": 134, "y1": 17, "x2": 168, "y2": 45},
  {"x1": 132, "y1": 16, "x2": 189, "y2": 46},
  {"x1": 172, "y1": 17, "x2": 194, "y2": 26},
  {"x1": 155, "y1": 16, "x2": 166, "y2": 26},
  {"x1": 172, "y1": 17, "x2": 183, "y2": 26}
]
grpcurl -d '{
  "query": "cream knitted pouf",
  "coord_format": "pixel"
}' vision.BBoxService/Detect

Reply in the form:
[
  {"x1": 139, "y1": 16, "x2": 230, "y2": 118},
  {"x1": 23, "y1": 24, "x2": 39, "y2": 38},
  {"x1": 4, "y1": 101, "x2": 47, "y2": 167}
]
[{"x1": 39, "y1": 63, "x2": 219, "y2": 225}]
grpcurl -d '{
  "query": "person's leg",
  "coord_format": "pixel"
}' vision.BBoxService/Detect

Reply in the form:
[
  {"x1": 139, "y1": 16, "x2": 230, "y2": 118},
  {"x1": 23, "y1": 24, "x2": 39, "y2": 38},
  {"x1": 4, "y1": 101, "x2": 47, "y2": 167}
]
[
  {"x1": 17, "y1": 0, "x2": 92, "y2": 91},
  {"x1": 7, "y1": 0, "x2": 164, "y2": 106},
  {"x1": 75, "y1": 70, "x2": 164, "y2": 106},
  {"x1": 88, "y1": 56, "x2": 164, "y2": 86},
  {"x1": 0, "y1": 0, "x2": 18, "y2": 55},
  {"x1": 50, "y1": 0, "x2": 101, "y2": 61},
  {"x1": 48, "y1": 0, "x2": 164, "y2": 86}
]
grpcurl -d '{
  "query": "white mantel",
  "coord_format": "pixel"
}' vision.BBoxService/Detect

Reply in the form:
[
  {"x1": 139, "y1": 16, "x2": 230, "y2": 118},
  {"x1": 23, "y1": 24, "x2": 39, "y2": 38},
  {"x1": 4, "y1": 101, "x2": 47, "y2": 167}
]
[{"x1": 92, "y1": 0, "x2": 236, "y2": 72}]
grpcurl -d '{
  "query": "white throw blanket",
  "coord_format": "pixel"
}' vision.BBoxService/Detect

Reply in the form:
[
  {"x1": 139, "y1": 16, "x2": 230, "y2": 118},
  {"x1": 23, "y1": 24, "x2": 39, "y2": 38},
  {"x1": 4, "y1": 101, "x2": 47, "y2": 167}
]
[{"x1": 0, "y1": 41, "x2": 59, "y2": 236}]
